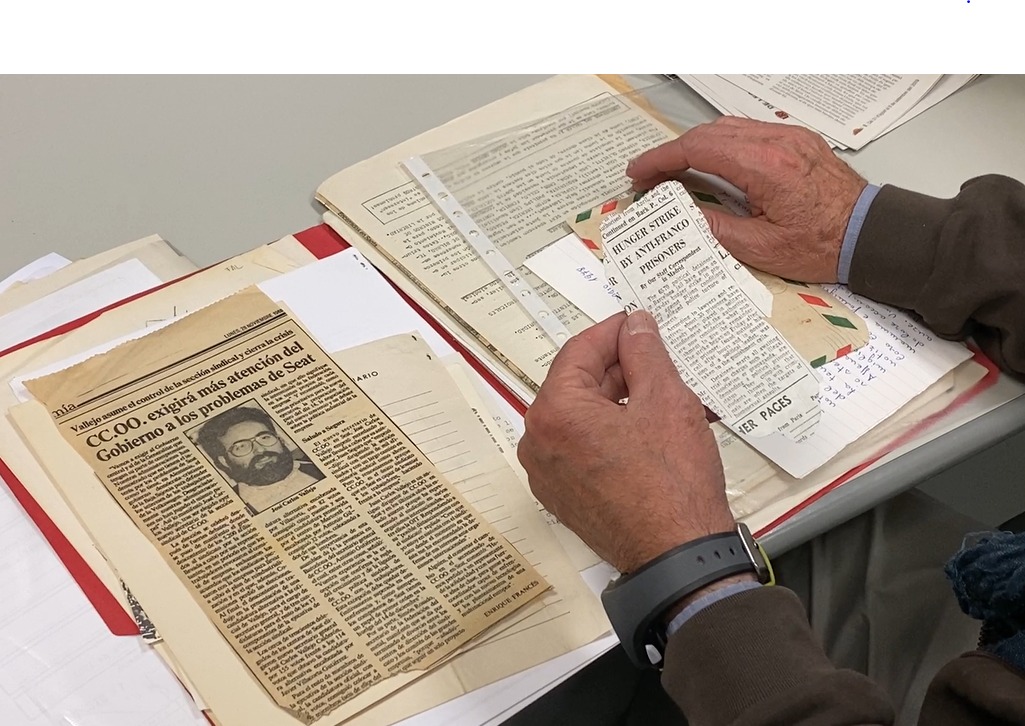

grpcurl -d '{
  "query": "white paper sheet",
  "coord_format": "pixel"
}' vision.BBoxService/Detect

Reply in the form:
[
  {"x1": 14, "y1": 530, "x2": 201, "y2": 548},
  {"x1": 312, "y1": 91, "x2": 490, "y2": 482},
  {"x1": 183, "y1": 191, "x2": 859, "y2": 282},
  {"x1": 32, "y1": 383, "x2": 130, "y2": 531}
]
[
  {"x1": 718, "y1": 74, "x2": 942, "y2": 150},
  {"x1": 874, "y1": 74, "x2": 977, "y2": 137},
  {"x1": 0, "y1": 435, "x2": 207, "y2": 726},
  {"x1": 524, "y1": 234, "x2": 623, "y2": 323},
  {"x1": 258, "y1": 250, "x2": 455, "y2": 358},
  {"x1": 0, "y1": 253, "x2": 208, "y2": 726},
  {"x1": 677, "y1": 75, "x2": 847, "y2": 149},
  {"x1": 0, "y1": 259, "x2": 160, "y2": 353},
  {"x1": 396, "y1": 636, "x2": 614, "y2": 726},
  {"x1": 0, "y1": 253, "x2": 71, "y2": 295}
]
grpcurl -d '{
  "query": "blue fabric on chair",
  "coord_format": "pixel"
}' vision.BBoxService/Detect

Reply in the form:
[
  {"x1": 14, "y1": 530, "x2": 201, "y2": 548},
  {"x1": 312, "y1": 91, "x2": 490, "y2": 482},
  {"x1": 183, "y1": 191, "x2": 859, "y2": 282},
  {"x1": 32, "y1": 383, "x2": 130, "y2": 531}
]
[{"x1": 945, "y1": 529, "x2": 1025, "y2": 670}]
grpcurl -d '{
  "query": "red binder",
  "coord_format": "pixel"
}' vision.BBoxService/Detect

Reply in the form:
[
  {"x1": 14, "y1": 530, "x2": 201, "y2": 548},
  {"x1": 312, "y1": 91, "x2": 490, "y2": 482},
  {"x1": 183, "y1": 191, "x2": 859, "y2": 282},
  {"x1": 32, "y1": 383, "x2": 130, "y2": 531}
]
[{"x1": 0, "y1": 224, "x2": 1001, "y2": 634}]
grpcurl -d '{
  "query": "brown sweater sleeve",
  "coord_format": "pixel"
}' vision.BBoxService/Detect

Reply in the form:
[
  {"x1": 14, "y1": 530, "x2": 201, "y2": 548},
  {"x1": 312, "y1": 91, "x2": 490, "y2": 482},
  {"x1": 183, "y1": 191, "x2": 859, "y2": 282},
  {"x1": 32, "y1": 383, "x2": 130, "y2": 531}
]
[
  {"x1": 660, "y1": 586, "x2": 894, "y2": 725},
  {"x1": 918, "y1": 652, "x2": 1025, "y2": 724},
  {"x1": 849, "y1": 175, "x2": 1025, "y2": 377}
]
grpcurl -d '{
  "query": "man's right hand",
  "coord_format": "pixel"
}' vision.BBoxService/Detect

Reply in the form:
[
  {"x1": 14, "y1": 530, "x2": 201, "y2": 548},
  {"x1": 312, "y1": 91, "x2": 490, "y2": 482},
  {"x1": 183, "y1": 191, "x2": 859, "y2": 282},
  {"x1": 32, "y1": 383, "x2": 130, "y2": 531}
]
[
  {"x1": 627, "y1": 117, "x2": 868, "y2": 283},
  {"x1": 517, "y1": 311, "x2": 735, "y2": 575}
]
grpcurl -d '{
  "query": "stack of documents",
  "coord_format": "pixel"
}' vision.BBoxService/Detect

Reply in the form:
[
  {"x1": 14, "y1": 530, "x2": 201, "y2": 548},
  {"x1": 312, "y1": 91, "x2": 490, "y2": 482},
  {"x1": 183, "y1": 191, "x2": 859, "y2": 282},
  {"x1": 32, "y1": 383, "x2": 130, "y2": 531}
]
[
  {"x1": 0, "y1": 235, "x2": 620, "y2": 725},
  {"x1": 316, "y1": 74, "x2": 988, "y2": 485},
  {"x1": 676, "y1": 74, "x2": 977, "y2": 150},
  {"x1": 0, "y1": 75, "x2": 999, "y2": 726}
]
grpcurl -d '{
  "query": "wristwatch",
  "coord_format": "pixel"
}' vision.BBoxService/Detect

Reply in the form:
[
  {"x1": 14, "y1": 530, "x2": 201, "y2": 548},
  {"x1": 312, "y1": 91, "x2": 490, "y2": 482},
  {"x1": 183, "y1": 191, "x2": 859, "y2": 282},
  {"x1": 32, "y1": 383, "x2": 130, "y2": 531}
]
[{"x1": 601, "y1": 523, "x2": 772, "y2": 669}]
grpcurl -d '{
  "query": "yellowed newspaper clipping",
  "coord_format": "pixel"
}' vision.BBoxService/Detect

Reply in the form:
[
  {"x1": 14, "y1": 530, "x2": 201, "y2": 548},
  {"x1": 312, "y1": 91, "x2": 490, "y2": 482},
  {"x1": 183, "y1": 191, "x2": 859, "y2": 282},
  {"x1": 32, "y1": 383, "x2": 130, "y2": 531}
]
[{"x1": 25, "y1": 288, "x2": 545, "y2": 722}]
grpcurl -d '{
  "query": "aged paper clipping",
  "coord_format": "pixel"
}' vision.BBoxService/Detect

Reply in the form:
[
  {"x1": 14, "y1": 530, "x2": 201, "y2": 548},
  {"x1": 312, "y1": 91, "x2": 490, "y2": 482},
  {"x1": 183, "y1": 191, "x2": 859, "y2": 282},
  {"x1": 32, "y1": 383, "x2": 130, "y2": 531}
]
[
  {"x1": 600, "y1": 181, "x2": 820, "y2": 442},
  {"x1": 25, "y1": 289, "x2": 544, "y2": 722}
]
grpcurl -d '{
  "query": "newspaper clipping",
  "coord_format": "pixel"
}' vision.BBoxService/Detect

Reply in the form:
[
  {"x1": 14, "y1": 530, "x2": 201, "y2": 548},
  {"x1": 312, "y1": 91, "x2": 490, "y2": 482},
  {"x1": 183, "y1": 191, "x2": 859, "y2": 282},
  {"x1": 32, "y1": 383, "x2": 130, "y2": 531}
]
[
  {"x1": 600, "y1": 181, "x2": 820, "y2": 442},
  {"x1": 25, "y1": 288, "x2": 545, "y2": 722}
]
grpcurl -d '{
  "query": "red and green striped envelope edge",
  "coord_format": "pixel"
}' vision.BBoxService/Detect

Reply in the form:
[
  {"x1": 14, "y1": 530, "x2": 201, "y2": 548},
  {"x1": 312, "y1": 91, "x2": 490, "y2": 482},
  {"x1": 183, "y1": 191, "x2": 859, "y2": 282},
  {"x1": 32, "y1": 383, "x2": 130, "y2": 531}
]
[{"x1": 568, "y1": 191, "x2": 646, "y2": 256}]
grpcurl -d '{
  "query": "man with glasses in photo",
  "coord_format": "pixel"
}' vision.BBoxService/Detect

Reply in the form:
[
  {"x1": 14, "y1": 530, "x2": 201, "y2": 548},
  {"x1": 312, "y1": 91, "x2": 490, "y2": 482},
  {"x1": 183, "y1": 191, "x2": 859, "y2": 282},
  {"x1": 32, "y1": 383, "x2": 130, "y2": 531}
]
[{"x1": 196, "y1": 404, "x2": 324, "y2": 514}]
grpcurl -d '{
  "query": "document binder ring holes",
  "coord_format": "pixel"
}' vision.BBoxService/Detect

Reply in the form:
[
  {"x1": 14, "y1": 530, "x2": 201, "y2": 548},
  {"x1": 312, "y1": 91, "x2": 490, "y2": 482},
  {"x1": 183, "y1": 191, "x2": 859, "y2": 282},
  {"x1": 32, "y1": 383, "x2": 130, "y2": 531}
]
[{"x1": 404, "y1": 154, "x2": 573, "y2": 348}]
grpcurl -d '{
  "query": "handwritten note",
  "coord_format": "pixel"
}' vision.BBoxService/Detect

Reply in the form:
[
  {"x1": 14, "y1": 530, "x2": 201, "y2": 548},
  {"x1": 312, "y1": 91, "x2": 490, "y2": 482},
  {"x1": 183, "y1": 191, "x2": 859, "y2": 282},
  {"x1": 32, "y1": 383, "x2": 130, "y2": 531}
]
[
  {"x1": 739, "y1": 285, "x2": 972, "y2": 478},
  {"x1": 524, "y1": 234, "x2": 622, "y2": 323}
]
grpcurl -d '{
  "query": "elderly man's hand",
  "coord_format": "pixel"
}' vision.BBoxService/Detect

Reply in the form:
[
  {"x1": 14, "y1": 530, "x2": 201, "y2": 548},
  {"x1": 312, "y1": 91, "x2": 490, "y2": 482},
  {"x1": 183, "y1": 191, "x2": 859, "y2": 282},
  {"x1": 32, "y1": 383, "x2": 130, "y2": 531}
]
[
  {"x1": 517, "y1": 311, "x2": 734, "y2": 574},
  {"x1": 627, "y1": 117, "x2": 867, "y2": 283}
]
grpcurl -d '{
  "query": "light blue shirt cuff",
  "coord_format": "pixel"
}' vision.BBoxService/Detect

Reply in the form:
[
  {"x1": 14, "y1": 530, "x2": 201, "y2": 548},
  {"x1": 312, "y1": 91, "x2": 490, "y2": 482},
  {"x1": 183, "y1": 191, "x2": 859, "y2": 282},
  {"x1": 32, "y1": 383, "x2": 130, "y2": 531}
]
[
  {"x1": 837, "y1": 183, "x2": 881, "y2": 285},
  {"x1": 665, "y1": 581, "x2": 763, "y2": 638}
]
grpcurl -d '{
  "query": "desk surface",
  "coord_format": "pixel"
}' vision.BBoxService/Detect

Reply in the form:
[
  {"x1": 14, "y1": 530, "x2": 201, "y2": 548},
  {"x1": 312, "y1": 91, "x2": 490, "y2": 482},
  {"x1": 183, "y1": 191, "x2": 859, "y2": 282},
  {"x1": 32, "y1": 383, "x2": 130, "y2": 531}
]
[
  {"x1": 2, "y1": 74, "x2": 1025, "y2": 724},
  {"x1": 11, "y1": 74, "x2": 1020, "y2": 271},
  {"x1": 1, "y1": 75, "x2": 546, "y2": 272}
]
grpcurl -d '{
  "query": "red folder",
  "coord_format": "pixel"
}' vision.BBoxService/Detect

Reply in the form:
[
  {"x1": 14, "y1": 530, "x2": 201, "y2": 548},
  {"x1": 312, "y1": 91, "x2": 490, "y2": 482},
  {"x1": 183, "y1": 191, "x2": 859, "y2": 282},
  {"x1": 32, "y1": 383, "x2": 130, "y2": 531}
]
[{"x1": 0, "y1": 224, "x2": 1001, "y2": 634}]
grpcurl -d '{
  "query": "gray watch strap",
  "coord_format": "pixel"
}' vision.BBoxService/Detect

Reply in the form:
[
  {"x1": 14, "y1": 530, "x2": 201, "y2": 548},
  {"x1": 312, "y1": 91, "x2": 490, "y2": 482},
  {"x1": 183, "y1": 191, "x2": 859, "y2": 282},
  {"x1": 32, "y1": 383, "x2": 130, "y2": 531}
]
[{"x1": 601, "y1": 523, "x2": 767, "y2": 669}]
